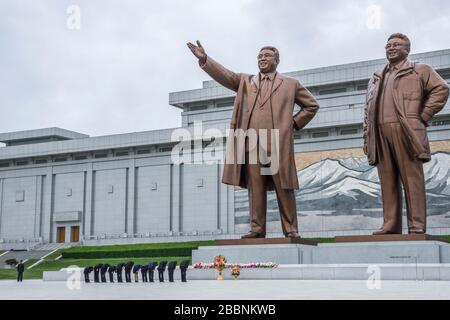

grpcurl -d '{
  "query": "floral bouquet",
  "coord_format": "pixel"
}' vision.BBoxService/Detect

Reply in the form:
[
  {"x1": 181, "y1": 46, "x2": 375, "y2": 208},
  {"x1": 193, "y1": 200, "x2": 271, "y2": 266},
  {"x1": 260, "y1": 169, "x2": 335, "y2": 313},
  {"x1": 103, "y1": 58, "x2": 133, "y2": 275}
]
[
  {"x1": 193, "y1": 262, "x2": 278, "y2": 269},
  {"x1": 214, "y1": 255, "x2": 227, "y2": 280},
  {"x1": 231, "y1": 265, "x2": 241, "y2": 280}
]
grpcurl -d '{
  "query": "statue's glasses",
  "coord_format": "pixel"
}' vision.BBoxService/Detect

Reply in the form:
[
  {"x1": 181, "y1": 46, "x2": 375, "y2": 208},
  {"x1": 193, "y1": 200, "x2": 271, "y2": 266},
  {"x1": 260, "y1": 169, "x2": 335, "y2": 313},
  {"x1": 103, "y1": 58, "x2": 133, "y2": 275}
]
[
  {"x1": 385, "y1": 43, "x2": 406, "y2": 50},
  {"x1": 257, "y1": 53, "x2": 275, "y2": 60}
]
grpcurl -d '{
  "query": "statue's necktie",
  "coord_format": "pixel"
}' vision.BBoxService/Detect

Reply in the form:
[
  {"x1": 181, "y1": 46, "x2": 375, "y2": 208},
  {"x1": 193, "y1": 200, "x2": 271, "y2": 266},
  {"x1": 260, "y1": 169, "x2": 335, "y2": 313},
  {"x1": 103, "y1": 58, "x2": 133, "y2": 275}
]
[{"x1": 259, "y1": 76, "x2": 271, "y2": 108}]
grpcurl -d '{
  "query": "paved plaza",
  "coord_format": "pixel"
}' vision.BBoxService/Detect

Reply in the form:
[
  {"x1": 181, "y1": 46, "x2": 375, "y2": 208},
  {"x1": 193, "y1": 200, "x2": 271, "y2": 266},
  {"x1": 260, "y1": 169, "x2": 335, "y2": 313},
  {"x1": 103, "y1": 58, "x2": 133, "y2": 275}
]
[{"x1": 1, "y1": 280, "x2": 450, "y2": 300}]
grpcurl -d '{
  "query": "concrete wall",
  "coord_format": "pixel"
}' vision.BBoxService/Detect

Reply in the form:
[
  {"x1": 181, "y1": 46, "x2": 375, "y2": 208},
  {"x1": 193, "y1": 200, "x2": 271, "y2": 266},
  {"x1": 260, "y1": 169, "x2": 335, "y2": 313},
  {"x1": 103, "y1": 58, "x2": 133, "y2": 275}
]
[
  {"x1": 181, "y1": 164, "x2": 219, "y2": 232},
  {"x1": 0, "y1": 176, "x2": 39, "y2": 240},
  {"x1": 136, "y1": 165, "x2": 171, "y2": 234},
  {"x1": 0, "y1": 157, "x2": 229, "y2": 243},
  {"x1": 92, "y1": 168, "x2": 127, "y2": 236}
]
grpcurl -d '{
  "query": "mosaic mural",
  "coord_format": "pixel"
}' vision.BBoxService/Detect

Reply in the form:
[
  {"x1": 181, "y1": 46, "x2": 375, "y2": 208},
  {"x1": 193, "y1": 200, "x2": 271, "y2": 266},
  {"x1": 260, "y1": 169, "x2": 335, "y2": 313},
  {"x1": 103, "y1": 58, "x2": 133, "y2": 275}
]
[{"x1": 234, "y1": 141, "x2": 450, "y2": 234}]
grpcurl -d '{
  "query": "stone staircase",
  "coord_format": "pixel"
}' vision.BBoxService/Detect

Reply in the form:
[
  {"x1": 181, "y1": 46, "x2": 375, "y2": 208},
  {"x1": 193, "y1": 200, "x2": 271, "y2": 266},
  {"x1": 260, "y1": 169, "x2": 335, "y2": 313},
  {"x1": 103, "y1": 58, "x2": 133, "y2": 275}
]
[
  {"x1": 32, "y1": 243, "x2": 73, "y2": 251},
  {"x1": 0, "y1": 243, "x2": 76, "y2": 268},
  {"x1": 0, "y1": 250, "x2": 52, "y2": 268}
]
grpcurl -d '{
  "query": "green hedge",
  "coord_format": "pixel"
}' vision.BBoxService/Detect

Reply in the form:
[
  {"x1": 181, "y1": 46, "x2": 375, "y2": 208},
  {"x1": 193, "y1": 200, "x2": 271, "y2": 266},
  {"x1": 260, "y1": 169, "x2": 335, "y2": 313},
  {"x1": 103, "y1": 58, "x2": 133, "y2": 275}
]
[
  {"x1": 63, "y1": 241, "x2": 214, "y2": 253},
  {"x1": 61, "y1": 247, "x2": 197, "y2": 259},
  {"x1": 5, "y1": 259, "x2": 18, "y2": 266}
]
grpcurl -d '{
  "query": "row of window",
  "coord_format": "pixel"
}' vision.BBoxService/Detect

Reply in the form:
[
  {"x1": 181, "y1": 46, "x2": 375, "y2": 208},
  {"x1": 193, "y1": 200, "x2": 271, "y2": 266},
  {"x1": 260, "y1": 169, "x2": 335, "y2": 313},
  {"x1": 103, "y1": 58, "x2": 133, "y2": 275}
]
[
  {"x1": 0, "y1": 145, "x2": 177, "y2": 168},
  {"x1": 186, "y1": 88, "x2": 371, "y2": 115},
  {"x1": 294, "y1": 127, "x2": 360, "y2": 140},
  {"x1": 187, "y1": 85, "x2": 368, "y2": 112},
  {"x1": 433, "y1": 120, "x2": 450, "y2": 127},
  {"x1": 190, "y1": 78, "x2": 450, "y2": 114},
  {"x1": 0, "y1": 128, "x2": 356, "y2": 168},
  {"x1": 188, "y1": 75, "x2": 450, "y2": 113},
  {"x1": 296, "y1": 117, "x2": 450, "y2": 140},
  {"x1": 12, "y1": 179, "x2": 207, "y2": 203}
]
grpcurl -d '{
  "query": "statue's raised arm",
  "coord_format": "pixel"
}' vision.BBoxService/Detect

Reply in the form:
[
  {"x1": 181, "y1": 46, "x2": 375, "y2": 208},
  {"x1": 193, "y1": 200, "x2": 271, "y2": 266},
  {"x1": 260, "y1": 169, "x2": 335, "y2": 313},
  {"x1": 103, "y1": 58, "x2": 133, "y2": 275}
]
[{"x1": 186, "y1": 40, "x2": 240, "y2": 92}]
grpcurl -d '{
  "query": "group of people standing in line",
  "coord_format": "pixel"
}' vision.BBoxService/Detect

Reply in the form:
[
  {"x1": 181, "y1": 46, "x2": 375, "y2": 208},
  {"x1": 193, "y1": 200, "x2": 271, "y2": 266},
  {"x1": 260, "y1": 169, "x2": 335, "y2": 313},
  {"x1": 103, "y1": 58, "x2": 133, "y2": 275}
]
[{"x1": 83, "y1": 260, "x2": 190, "y2": 283}]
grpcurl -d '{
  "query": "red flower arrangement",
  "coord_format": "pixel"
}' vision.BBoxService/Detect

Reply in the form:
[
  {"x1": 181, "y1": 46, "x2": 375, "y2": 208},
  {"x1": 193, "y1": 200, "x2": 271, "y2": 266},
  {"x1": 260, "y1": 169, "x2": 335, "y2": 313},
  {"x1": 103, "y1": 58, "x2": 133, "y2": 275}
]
[
  {"x1": 231, "y1": 265, "x2": 241, "y2": 280},
  {"x1": 214, "y1": 255, "x2": 227, "y2": 280}
]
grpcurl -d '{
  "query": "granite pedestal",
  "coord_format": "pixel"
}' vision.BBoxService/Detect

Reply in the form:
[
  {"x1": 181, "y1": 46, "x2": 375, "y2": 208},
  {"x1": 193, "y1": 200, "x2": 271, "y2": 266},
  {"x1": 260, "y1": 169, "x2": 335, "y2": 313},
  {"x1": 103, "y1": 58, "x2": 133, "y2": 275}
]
[
  {"x1": 335, "y1": 234, "x2": 447, "y2": 243},
  {"x1": 192, "y1": 239, "x2": 450, "y2": 265}
]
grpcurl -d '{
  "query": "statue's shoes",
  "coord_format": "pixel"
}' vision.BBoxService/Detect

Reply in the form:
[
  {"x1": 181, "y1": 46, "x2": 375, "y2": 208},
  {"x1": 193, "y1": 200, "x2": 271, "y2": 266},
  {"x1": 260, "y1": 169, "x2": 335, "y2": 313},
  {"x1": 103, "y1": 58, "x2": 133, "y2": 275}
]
[
  {"x1": 409, "y1": 229, "x2": 425, "y2": 234},
  {"x1": 241, "y1": 232, "x2": 265, "y2": 239},
  {"x1": 372, "y1": 229, "x2": 400, "y2": 236},
  {"x1": 286, "y1": 232, "x2": 300, "y2": 239}
]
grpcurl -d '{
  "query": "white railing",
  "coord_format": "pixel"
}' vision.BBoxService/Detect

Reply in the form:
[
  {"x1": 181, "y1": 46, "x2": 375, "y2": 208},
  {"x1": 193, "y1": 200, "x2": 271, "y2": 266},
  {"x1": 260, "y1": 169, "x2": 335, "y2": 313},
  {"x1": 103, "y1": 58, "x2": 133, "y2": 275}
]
[
  {"x1": 0, "y1": 238, "x2": 42, "y2": 244},
  {"x1": 81, "y1": 229, "x2": 226, "y2": 241}
]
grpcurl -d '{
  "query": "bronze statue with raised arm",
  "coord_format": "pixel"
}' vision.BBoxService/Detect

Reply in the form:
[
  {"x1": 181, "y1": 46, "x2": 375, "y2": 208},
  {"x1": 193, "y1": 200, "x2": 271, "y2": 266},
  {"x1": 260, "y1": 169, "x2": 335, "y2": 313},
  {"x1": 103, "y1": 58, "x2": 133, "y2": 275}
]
[
  {"x1": 364, "y1": 33, "x2": 449, "y2": 235},
  {"x1": 188, "y1": 41, "x2": 319, "y2": 239}
]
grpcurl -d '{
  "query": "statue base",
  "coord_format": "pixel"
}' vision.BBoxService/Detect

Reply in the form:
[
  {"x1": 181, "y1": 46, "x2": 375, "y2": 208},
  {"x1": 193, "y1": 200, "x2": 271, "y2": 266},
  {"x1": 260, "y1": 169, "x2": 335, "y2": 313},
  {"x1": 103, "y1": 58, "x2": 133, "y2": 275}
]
[
  {"x1": 336, "y1": 234, "x2": 448, "y2": 243},
  {"x1": 193, "y1": 239, "x2": 450, "y2": 265},
  {"x1": 215, "y1": 237, "x2": 318, "y2": 246}
]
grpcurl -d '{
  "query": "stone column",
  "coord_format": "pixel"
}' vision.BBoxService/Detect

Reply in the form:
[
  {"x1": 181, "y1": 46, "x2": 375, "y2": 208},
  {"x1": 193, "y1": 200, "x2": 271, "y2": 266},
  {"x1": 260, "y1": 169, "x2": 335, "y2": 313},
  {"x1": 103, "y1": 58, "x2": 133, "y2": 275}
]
[
  {"x1": 126, "y1": 159, "x2": 137, "y2": 235},
  {"x1": 83, "y1": 163, "x2": 94, "y2": 238}
]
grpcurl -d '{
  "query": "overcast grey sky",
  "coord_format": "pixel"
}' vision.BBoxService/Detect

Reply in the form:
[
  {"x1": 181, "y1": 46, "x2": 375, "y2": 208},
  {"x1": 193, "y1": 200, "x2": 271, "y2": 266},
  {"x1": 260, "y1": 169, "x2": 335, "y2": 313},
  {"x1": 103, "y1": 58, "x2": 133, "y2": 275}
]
[{"x1": 1, "y1": 0, "x2": 449, "y2": 137}]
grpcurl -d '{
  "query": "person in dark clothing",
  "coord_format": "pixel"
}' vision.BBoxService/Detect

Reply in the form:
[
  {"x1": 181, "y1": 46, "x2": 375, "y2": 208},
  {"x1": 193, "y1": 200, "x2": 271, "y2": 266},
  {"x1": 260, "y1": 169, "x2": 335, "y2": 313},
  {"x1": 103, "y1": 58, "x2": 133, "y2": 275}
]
[
  {"x1": 132, "y1": 264, "x2": 141, "y2": 282},
  {"x1": 167, "y1": 261, "x2": 177, "y2": 282},
  {"x1": 83, "y1": 266, "x2": 93, "y2": 283},
  {"x1": 116, "y1": 263, "x2": 125, "y2": 283},
  {"x1": 107, "y1": 265, "x2": 116, "y2": 283},
  {"x1": 180, "y1": 260, "x2": 190, "y2": 282},
  {"x1": 157, "y1": 261, "x2": 168, "y2": 282},
  {"x1": 100, "y1": 264, "x2": 109, "y2": 283},
  {"x1": 140, "y1": 264, "x2": 149, "y2": 282},
  {"x1": 124, "y1": 261, "x2": 134, "y2": 283},
  {"x1": 16, "y1": 260, "x2": 25, "y2": 282},
  {"x1": 93, "y1": 264, "x2": 102, "y2": 283},
  {"x1": 148, "y1": 262, "x2": 158, "y2": 282}
]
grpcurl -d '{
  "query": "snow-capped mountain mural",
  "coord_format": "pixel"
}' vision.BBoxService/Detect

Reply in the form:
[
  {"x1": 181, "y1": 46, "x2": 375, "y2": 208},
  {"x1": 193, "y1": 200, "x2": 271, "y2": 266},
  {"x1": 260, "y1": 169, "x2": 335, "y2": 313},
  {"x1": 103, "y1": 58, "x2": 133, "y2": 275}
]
[{"x1": 234, "y1": 152, "x2": 450, "y2": 233}]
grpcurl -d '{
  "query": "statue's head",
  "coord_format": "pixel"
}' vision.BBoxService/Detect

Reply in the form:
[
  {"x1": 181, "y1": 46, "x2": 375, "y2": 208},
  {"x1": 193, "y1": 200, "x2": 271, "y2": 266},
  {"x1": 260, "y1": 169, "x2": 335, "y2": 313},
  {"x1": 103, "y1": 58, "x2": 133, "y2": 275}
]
[
  {"x1": 258, "y1": 46, "x2": 280, "y2": 74},
  {"x1": 385, "y1": 33, "x2": 410, "y2": 64}
]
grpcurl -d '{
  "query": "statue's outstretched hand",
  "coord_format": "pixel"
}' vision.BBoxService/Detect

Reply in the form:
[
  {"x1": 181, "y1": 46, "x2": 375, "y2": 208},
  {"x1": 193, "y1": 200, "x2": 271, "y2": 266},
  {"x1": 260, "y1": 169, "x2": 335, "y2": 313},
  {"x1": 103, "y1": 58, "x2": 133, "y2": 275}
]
[{"x1": 187, "y1": 40, "x2": 207, "y2": 64}]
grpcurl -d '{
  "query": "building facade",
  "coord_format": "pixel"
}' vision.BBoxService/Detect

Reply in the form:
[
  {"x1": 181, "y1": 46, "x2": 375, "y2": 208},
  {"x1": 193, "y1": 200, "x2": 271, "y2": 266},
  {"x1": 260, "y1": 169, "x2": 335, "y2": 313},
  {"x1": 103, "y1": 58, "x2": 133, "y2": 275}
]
[{"x1": 1, "y1": 50, "x2": 450, "y2": 248}]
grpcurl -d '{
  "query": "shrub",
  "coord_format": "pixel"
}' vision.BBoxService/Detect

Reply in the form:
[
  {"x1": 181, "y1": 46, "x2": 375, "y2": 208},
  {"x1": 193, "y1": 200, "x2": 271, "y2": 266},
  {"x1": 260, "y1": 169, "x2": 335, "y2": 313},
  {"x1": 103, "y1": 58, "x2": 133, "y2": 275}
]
[
  {"x1": 5, "y1": 259, "x2": 18, "y2": 266},
  {"x1": 63, "y1": 241, "x2": 214, "y2": 253},
  {"x1": 61, "y1": 247, "x2": 197, "y2": 259}
]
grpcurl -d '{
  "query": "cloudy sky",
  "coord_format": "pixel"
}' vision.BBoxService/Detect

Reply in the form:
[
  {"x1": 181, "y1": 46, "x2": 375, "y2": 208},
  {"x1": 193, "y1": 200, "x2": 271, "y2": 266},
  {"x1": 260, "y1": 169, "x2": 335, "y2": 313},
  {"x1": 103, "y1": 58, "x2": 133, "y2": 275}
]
[{"x1": 1, "y1": 0, "x2": 449, "y2": 138}]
